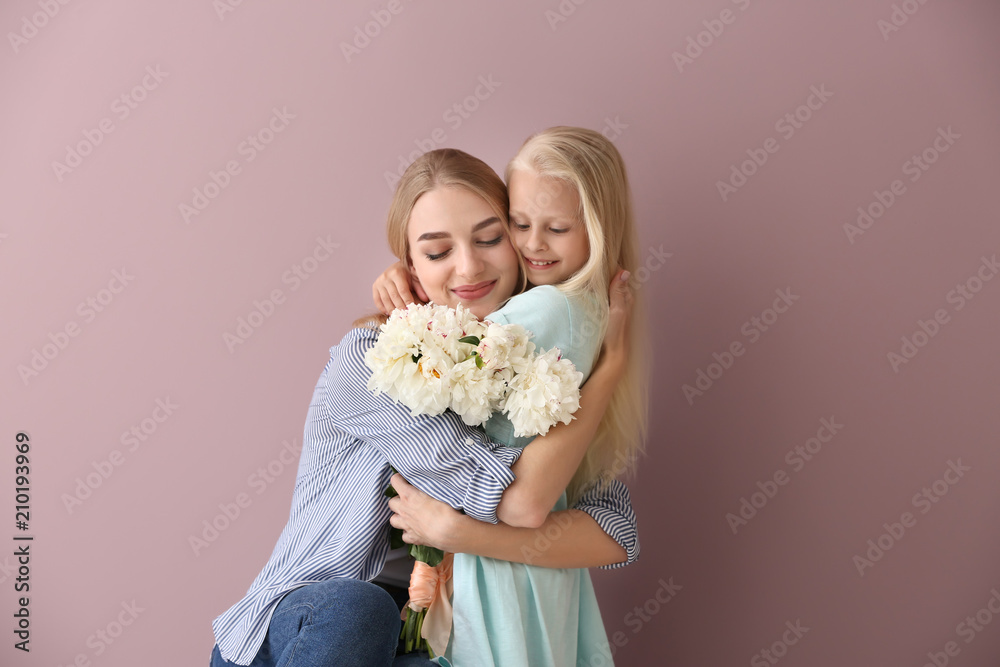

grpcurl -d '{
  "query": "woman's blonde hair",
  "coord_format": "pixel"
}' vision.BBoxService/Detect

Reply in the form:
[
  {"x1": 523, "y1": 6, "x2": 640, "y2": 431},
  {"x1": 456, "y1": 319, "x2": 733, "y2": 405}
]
[
  {"x1": 353, "y1": 148, "x2": 526, "y2": 329},
  {"x1": 507, "y1": 126, "x2": 651, "y2": 503}
]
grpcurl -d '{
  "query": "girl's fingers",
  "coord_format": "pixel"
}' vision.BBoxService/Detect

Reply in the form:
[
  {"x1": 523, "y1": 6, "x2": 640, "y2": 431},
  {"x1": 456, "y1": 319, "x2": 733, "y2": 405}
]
[
  {"x1": 373, "y1": 286, "x2": 388, "y2": 315},
  {"x1": 391, "y1": 274, "x2": 415, "y2": 307},
  {"x1": 412, "y1": 275, "x2": 430, "y2": 303},
  {"x1": 381, "y1": 281, "x2": 401, "y2": 311}
]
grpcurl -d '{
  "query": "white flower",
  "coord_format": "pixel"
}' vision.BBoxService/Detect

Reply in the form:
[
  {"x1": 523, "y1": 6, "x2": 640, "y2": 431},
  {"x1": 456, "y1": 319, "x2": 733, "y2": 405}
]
[
  {"x1": 448, "y1": 358, "x2": 506, "y2": 426},
  {"x1": 364, "y1": 302, "x2": 582, "y2": 438},
  {"x1": 503, "y1": 347, "x2": 583, "y2": 438}
]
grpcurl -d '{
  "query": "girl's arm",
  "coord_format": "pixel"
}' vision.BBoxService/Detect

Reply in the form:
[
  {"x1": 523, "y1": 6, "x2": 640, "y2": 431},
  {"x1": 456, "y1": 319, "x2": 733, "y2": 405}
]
[
  {"x1": 494, "y1": 271, "x2": 633, "y2": 528},
  {"x1": 389, "y1": 473, "x2": 639, "y2": 569},
  {"x1": 498, "y1": 342, "x2": 623, "y2": 528}
]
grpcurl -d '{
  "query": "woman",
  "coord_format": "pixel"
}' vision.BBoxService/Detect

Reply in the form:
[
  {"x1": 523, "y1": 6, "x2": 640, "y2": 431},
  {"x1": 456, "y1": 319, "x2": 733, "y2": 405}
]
[{"x1": 209, "y1": 148, "x2": 635, "y2": 666}]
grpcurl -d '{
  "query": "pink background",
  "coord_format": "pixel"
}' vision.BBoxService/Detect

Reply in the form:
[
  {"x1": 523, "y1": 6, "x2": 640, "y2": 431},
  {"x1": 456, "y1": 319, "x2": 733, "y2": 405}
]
[{"x1": 2, "y1": 1, "x2": 999, "y2": 665}]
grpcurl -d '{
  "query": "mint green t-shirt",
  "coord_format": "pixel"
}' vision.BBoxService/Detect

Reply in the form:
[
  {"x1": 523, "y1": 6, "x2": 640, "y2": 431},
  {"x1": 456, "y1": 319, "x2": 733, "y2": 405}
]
[{"x1": 434, "y1": 285, "x2": 616, "y2": 667}]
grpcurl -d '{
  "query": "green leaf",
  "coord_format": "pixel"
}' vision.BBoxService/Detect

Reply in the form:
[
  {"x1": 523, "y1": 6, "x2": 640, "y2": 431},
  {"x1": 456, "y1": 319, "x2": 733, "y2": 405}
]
[
  {"x1": 389, "y1": 527, "x2": 405, "y2": 550},
  {"x1": 408, "y1": 544, "x2": 445, "y2": 567},
  {"x1": 411, "y1": 353, "x2": 421, "y2": 363},
  {"x1": 458, "y1": 335, "x2": 480, "y2": 345},
  {"x1": 475, "y1": 354, "x2": 484, "y2": 369}
]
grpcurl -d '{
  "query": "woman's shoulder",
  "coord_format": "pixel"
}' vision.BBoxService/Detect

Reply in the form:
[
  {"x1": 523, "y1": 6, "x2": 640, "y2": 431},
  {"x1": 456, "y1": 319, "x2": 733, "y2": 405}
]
[{"x1": 328, "y1": 325, "x2": 379, "y2": 360}]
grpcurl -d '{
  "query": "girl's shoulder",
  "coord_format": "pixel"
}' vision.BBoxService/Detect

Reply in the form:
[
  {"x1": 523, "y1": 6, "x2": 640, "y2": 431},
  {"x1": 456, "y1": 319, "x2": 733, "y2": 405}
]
[{"x1": 490, "y1": 284, "x2": 595, "y2": 325}]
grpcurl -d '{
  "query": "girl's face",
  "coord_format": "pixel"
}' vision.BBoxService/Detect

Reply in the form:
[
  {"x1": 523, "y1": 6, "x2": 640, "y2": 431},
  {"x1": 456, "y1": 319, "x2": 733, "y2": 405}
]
[
  {"x1": 406, "y1": 186, "x2": 520, "y2": 319},
  {"x1": 507, "y1": 169, "x2": 590, "y2": 286}
]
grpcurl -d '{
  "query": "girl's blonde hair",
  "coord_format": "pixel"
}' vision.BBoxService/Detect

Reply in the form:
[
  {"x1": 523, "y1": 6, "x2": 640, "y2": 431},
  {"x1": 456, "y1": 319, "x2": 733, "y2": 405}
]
[
  {"x1": 507, "y1": 126, "x2": 651, "y2": 503},
  {"x1": 353, "y1": 148, "x2": 526, "y2": 329}
]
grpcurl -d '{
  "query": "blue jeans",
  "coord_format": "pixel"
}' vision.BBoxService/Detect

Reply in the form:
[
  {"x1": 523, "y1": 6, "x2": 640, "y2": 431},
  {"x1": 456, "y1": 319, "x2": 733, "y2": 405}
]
[{"x1": 209, "y1": 579, "x2": 434, "y2": 666}]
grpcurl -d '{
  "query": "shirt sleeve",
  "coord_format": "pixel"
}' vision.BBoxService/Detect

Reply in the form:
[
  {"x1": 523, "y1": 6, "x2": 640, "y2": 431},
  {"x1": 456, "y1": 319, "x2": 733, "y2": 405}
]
[
  {"x1": 572, "y1": 478, "x2": 640, "y2": 569},
  {"x1": 325, "y1": 328, "x2": 523, "y2": 524}
]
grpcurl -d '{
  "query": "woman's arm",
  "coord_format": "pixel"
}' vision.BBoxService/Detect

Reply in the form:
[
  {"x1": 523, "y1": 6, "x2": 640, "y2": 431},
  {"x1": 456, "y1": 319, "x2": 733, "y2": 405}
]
[{"x1": 388, "y1": 473, "x2": 639, "y2": 569}]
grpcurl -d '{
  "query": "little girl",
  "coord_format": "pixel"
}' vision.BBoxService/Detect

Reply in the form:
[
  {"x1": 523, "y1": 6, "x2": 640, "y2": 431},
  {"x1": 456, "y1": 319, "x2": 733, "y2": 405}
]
[{"x1": 374, "y1": 126, "x2": 649, "y2": 666}]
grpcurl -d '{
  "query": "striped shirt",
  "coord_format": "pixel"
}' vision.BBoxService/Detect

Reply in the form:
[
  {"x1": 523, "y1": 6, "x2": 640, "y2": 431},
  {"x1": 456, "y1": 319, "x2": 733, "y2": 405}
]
[{"x1": 211, "y1": 326, "x2": 639, "y2": 665}]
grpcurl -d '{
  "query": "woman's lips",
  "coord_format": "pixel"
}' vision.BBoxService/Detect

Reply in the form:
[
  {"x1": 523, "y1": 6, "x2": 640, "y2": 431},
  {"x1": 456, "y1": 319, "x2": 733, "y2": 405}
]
[{"x1": 452, "y1": 280, "x2": 497, "y2": 300}]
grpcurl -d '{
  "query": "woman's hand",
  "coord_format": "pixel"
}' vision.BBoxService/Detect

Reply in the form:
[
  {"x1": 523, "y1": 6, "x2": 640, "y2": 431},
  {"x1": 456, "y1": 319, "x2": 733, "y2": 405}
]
[
  {"x1": 388, "y1": 473, "x2": 464, "y2": 552},
  {"x1": 373, "y1": 261, "x2": 429, "y2": 315}
]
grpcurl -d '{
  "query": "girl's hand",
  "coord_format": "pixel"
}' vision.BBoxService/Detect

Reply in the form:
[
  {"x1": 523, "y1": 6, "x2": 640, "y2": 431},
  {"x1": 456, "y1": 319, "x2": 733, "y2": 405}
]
[
  {"x1": 373, "y1": 262, "x2": 429, "y2": 315},
  {"x1": 598, "y1": 268, "x2": 633, "y2": 377},
  {"x1": 387, "y1": 473, "x2": 463, "y2": 552}
]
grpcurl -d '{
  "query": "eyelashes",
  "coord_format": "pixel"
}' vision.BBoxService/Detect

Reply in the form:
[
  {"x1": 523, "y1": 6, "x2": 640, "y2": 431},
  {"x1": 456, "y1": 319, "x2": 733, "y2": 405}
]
[
  {"x1": 426, "y1": 236, "x2": 504, "y2": 261},
  {"x1": 513, "y1": 222, "x2": 568, "y2": 234}
]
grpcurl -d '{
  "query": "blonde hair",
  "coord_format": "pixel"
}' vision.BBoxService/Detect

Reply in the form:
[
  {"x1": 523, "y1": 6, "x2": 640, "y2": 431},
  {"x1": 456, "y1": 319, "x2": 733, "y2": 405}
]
[
  {"x1": 353, "y1": 148, "x2": 526, "y2": 330},
  {"x1": 507, "y1": 126, "x2": 651, "y2": 503}
]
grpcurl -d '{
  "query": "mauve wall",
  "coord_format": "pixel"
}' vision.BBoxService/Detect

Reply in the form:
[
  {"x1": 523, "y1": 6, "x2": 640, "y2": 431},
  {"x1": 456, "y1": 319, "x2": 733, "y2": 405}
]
[{"x1": 2, "y1": 1, "x2": 999, "y2": 665}]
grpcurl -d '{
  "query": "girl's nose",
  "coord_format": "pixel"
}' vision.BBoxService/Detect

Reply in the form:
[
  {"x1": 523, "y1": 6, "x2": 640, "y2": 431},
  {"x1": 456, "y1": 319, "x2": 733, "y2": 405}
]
[{"x1": 526, "y1": 228, "x2": 547, "y2": 252}]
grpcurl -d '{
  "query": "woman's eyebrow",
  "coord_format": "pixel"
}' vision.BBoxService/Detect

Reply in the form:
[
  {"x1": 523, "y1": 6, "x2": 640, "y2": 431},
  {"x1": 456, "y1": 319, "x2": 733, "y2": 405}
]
[{"x1": 416, "y1": 217, "x2": 501, "y2": 242}]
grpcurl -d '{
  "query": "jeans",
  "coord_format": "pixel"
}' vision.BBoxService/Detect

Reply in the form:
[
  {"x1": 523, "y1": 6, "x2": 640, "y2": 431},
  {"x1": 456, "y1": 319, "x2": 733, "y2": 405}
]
[{"x1": 209, "y1": 579, "x2": 436, "y2": 667}]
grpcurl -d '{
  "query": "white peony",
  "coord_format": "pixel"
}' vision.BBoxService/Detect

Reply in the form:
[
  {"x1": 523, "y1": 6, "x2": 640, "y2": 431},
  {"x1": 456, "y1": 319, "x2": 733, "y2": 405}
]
[
  {"x1": 503, "y1": 347, "x2": 584, "y2": 438},
  {"x1": 364, "y1": 302, "x2": 582, "y2": 438},
  {"x1": 447, "y1": 357, "x2": 506, "y2": 426}
]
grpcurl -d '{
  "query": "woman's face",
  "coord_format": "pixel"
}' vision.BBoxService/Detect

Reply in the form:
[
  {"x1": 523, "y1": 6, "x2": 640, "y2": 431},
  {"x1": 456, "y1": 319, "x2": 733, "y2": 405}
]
[
  {"x1": 507, "y1": 169, "x2": 590, "y2": 286},
  {"x1": 406, "y1": 186, "x2": 520, "y2": 319}
]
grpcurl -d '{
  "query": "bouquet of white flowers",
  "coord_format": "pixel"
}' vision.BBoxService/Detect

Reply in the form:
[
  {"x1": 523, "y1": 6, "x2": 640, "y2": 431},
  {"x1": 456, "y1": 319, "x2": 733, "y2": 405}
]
[
  {"x1": 367, "y1": 302, "x2": 585, "y2": 657},
  {"x1": 365, "y1": 302, "x2": 583, "y2": 437}
]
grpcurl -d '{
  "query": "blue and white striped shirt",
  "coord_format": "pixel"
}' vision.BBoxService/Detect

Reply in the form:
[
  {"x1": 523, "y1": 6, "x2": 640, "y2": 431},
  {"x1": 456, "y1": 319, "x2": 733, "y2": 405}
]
[{"x1": 211, "y1": 326, "x2": 639, "y2": 665}]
